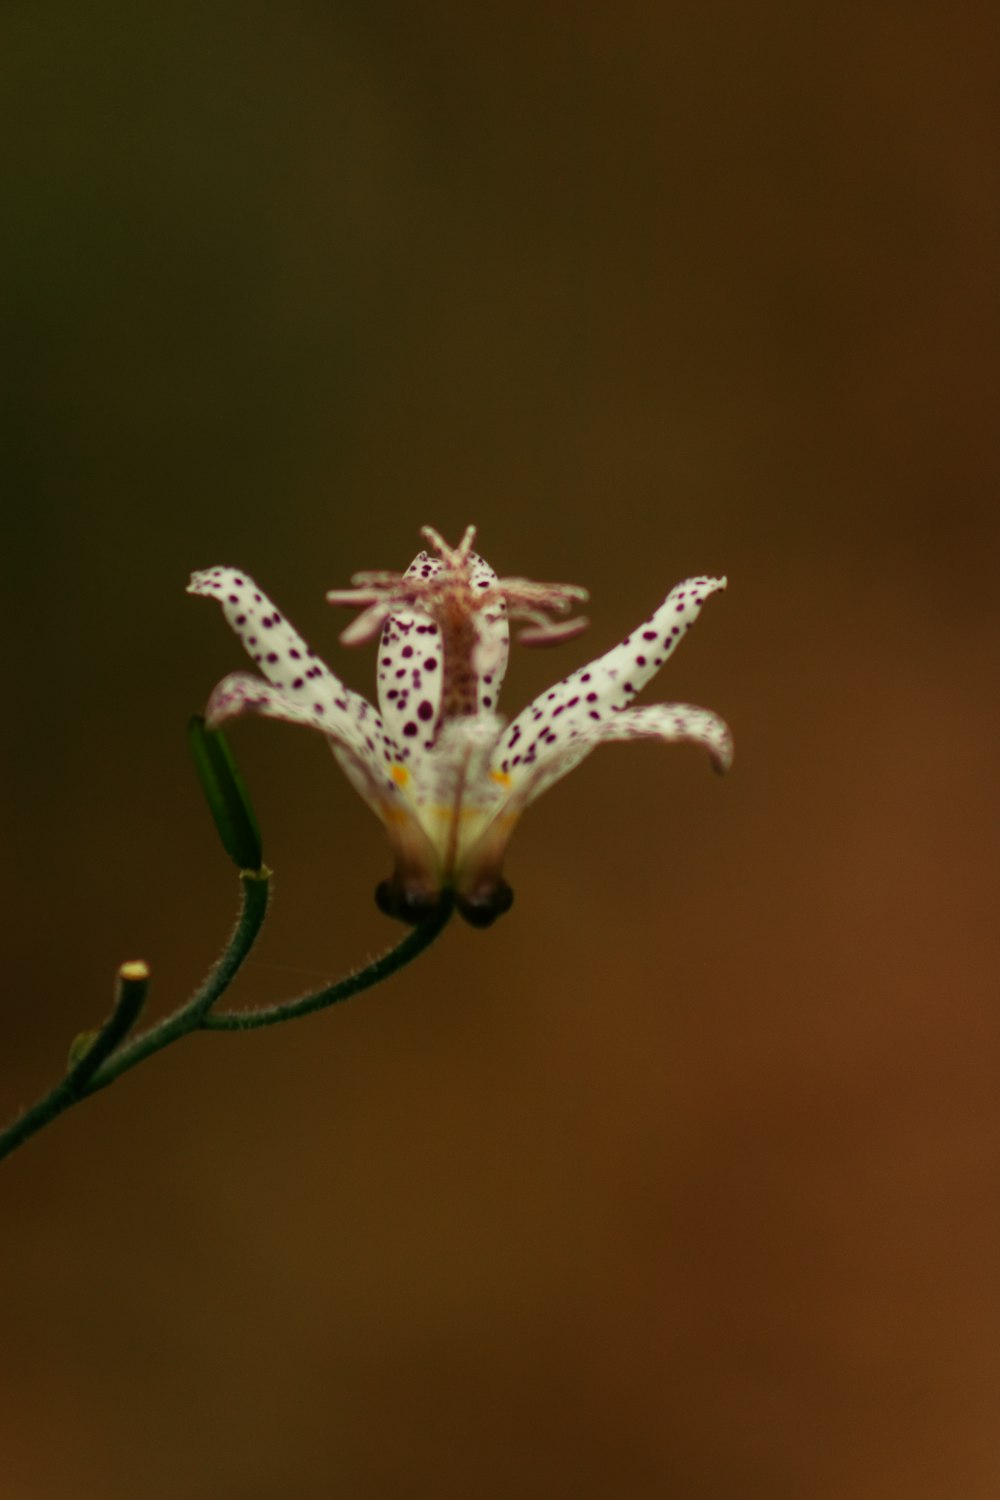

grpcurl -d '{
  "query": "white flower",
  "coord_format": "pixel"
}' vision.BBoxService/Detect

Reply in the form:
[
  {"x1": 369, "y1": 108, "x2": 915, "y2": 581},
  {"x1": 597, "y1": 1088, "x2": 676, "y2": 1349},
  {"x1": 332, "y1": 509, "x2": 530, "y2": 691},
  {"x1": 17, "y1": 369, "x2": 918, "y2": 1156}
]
[{"x1": 189, "y1": 526, "x2": 732, "y2": 926}]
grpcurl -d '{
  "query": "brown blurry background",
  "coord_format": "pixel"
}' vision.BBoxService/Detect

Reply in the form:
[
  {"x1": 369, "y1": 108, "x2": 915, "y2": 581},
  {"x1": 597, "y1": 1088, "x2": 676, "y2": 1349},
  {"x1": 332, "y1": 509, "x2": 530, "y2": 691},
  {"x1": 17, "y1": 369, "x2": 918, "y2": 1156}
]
[{"x1": 2, "y1": 3, "x2": 998, "y2": 1497}]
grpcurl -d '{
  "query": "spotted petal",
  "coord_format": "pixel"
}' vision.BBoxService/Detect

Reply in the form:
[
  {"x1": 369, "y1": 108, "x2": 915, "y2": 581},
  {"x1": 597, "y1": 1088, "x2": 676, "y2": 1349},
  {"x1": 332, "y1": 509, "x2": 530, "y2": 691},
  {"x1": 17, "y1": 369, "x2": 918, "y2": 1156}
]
[
  {"x1": 500, "y1": 702, "x2": 732, "y2": 809},
  {"x1": 188, "y1": 567, "x2": 400, "y2": 801},
  {"x1": 374, "y1": 551, "x2": 443, "y2": 753},
  {"x1": 492, "y1": 575, "x2": 728, "y2": 805},
  {"x1": 375, "y1": 548, "x2": 509, "y2": 757},
  {"x1": 189, "y1": 539, "x2": 731, "y2": 930},
  {"x1": 466, "y1": 550, "x2": 511, "y2": 706}
]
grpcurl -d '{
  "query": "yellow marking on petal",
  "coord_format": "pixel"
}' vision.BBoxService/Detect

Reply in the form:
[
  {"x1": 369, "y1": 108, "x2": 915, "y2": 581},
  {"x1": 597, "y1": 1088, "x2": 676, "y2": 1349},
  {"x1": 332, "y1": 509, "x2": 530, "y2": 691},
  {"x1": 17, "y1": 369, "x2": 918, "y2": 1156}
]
[
  {"x1": 390, "y1": 764, "x2": 410, "y2": 788},
  {"x1": 490, "y1": 769, "x2": 512, "y2": 787},
  {"x1": 427, "y1": 803, "x2": 485, "y2": 823}
]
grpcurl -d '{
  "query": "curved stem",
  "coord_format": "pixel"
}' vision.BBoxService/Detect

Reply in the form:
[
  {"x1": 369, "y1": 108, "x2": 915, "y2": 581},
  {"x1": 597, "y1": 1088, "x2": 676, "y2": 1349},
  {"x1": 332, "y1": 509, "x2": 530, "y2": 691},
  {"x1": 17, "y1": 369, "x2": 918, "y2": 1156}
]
[
  {"x1": 66, "y1": 962, "x2": 151, "y2": 1090},
  {"x1": 0, "y1": 962, "x2": 150, "y2": 1163},
  {"x1": 202, "y1": 897, "x2": 453, "y2": 1031},
  {"x1": 0, "y1": 872, "x2": 270, "y2": 1164},
  {"x1": 0, "y1": 872, "x2": 451, "y2": 1165},
  {"x1": 89, "y1": 870, "x2": 270, "y2": 1090}
]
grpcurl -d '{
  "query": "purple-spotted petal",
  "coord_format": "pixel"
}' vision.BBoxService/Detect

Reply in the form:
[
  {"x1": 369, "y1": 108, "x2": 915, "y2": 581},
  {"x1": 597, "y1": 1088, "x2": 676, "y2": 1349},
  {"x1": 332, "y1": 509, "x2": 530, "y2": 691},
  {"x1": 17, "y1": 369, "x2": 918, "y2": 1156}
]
[
  {"x1": 190, "y1": 541, "x2": 731, "y2": 927},
  {"x1": 199, "y1": 669, "x2": 443, "y2": 899},
  {"x1": 189, "y1": 568, "x2": 333, "y2": 691},
  {"x1": 459, "y1": 699, "x2": 731, "y2": 905},
  {"x1": 504, "y1": 702, "x2": 733, "y2": 809},
  {"x1": 468, "y1": 550, "x2": 510, "y2": 709},
  {"x1": 493, "y1": 575, "x2": 727, "y2": 790},
  {"x1": 189, "y1": 567, "x2": 399, "y2": 787},
  {"x1": 375, "y1": 550, "x2": 446, "y2": 755},
  {"x1": 375, "y1": 549, "x2": 510, "y2": 755},
  {"x1": 198, "y1": 668, "x2": 426, "y2": 871}
]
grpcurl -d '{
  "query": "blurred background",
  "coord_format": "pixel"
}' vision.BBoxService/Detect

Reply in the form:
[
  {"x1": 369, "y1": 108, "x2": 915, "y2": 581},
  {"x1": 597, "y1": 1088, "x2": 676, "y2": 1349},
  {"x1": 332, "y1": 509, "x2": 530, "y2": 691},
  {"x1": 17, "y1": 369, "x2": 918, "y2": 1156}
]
[{"x1": 2, "y1": 3, "x2": 998, "y2": 1496}]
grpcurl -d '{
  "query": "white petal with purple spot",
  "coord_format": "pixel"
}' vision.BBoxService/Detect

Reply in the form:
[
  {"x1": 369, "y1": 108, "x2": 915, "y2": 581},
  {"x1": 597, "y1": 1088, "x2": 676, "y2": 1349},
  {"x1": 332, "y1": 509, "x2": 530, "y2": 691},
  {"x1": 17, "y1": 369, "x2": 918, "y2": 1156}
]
[
  {"x1": 492, "y1": 575, "x2": 727, "y2": 798},
  {"x1": 189, "y1": 536, "x2": 731, "y2": 927},
  {"x1": 375, "y1": 551, "x2": 446, "y2": 760},
  {"x1": 189, "y1": 567, "x2": 401, "y2": 790},
  {"x1": 498, "y1": 701, "x2": 733, "y2": 809}
]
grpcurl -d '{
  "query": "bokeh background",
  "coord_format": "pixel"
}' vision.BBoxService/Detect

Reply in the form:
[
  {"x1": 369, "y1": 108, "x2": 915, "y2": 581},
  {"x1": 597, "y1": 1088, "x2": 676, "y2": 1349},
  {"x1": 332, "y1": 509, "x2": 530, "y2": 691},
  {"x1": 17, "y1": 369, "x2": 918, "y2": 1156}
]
[{"x1": 2, "y1": 3, "x2": 998, "y2": 1496}]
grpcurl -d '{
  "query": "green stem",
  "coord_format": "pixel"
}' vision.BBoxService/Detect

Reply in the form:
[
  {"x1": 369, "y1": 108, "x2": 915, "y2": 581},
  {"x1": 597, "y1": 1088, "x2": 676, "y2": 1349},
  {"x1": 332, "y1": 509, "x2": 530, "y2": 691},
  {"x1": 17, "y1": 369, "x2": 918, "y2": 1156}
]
[
  {"x1": 89, "y1": 870, "x2": 270, "y2": 1089},
  {"x1": 67, "y1": 962, "x2": 150, "y2": 1089},
  {"x1": 0, "y1": 871, "x2": 270, "y2": 1163},
  {"x1": 0, "y1": 961, "x2": 150, "y2": 1163},
  {"x1": 0, "y1": 873, "x2": 451, "y2": 1166},
  {"x1": 202, "y1": 897, "x2": 453, "y2": 1031}
]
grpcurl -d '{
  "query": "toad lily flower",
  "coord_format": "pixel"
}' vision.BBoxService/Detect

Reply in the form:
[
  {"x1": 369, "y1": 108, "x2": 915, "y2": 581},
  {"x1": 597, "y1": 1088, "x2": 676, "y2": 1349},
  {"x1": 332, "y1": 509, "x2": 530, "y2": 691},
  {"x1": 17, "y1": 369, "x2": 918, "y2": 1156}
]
[{"x1": 189, "y1": 526, "x2": 732, "y2": 927}]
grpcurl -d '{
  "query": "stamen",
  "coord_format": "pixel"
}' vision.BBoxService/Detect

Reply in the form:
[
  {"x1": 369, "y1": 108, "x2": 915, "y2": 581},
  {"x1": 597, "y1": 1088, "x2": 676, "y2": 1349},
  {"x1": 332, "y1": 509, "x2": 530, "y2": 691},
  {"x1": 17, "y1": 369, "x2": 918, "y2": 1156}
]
[
  {"x1": 516, "y1": 616, "x2": 591, "y2": 647},
  {"x1": 338, "y1": 602, "x2": 396, "y2": 646},
  {"x1": 421, "y1": 524, "x2": 477, "y2": 567},
  {"x1": 326, "y1": 529, "x2": 590, "y2": 725}
]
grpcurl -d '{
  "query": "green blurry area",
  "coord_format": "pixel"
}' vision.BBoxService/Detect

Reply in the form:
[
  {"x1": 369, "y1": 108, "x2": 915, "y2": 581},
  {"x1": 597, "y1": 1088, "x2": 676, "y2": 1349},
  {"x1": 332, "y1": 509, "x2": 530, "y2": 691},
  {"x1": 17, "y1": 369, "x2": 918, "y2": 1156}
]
[{"x1": 2, "y1": 4, "x2": 998, "y2": 1498}]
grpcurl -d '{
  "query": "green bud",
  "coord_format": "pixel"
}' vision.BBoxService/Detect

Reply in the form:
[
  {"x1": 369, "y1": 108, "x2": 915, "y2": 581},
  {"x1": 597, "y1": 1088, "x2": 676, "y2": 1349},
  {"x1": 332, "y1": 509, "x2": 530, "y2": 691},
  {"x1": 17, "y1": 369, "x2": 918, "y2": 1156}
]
[{"x1": 188, "y1": 716, "x2": 264, "y2": 871}]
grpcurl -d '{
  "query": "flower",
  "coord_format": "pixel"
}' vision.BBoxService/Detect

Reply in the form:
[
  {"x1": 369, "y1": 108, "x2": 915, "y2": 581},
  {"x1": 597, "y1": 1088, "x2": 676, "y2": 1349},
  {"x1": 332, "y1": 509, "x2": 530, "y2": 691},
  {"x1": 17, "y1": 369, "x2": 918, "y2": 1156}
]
[{"x1": 189, "y1": 525, "x2": 732, "y2": 927}]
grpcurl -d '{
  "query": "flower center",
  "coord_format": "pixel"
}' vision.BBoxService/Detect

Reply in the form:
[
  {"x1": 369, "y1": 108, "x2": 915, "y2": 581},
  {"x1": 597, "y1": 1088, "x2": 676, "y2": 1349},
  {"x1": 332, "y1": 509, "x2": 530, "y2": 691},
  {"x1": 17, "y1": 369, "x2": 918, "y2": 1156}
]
[
  {"x1": 327, "y1": 522, "x2": 590, "y2": 743},
  {"x1": 435, "y1": 569, "x2": 487, "y2": 720}
]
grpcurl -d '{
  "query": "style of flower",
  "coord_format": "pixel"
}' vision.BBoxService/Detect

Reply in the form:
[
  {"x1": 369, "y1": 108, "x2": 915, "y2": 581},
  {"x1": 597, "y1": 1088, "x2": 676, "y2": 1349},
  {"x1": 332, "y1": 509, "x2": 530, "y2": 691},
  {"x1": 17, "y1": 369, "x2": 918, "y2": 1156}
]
[{"x1": 189, "y1": 526, "x2": 732, "y2": 926}]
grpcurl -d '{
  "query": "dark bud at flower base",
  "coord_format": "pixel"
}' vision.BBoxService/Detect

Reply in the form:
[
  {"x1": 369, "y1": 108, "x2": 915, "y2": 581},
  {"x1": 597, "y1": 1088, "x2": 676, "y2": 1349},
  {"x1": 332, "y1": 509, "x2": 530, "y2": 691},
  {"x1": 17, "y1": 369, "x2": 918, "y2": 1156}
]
[
  {"x1": 375, "y1": 877, "x2": 512, "y2": 927},
  {"x1": 375, "y1": 880, "x2": 453, "y2": 926},
  {"x1": 188, "y1": 715, "x2": 264, "y2": 872},
  {"x1": 455, "y1": 880, "x2": 514, "y2": 928}
]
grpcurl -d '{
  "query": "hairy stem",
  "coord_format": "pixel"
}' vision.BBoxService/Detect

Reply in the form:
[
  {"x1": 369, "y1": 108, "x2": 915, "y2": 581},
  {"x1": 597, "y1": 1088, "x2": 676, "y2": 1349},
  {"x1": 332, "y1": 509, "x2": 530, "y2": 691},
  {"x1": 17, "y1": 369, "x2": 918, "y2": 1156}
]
[
  {"x1": 0, "y1": 872, "x2": 270, "y2": 1163},
  {"x1": 0, "y1": 962, "x2": 150, "y2": 1163},
  {"x1": 203, "y1": 897, "x2": 453, "y2": 1031},
  {"x1": 1, "y1": 876, "x2": 453, "y2": 1166},
  {"x1": 89, "y1": 870, "x2": 271, "y2": 1090}
]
